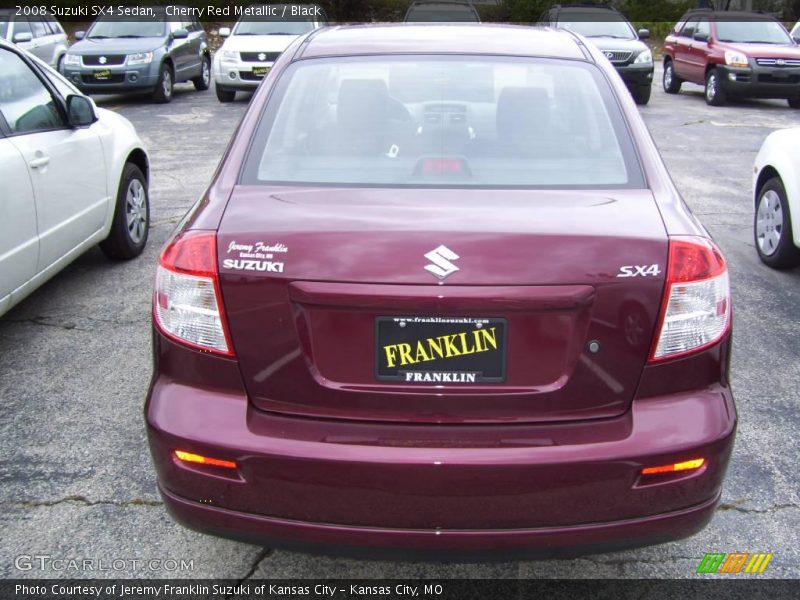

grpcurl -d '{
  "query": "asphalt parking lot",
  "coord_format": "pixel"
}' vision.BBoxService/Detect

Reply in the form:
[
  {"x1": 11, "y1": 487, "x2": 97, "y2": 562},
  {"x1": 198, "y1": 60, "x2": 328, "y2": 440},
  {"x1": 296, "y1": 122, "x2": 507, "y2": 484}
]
[{"x1": 1, "y1": 62, "x2": 799, "y2": 580}]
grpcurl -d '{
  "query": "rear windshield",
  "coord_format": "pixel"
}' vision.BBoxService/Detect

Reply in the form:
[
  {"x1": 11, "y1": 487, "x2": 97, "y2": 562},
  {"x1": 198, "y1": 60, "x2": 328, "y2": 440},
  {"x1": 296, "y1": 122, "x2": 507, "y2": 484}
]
[
  {"x1": 715, "y1": 19, "x2": 791, "y2": 44},
  {"x1": 87, "y1": 17, "x2": 167, "y2": 39},
  {"x1": 241, "y1": 56, "x2": 643, "y2": 189}
]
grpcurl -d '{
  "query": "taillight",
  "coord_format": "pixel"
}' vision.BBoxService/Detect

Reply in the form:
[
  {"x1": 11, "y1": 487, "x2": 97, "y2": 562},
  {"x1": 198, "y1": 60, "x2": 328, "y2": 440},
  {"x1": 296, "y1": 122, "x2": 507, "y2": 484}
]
[
  {"x1": 154, "y1": 230, "x2": 234, "y2": 356},
  {"x1": 649, "y1": 236, "x2": 730, "y2": 362}
]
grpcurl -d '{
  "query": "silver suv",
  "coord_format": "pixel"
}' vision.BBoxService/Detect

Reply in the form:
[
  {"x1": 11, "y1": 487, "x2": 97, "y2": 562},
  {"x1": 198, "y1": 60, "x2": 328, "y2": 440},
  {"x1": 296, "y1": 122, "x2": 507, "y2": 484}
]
[{"x1": 0, "y1": 9, "x2": 69, "y2": 70}]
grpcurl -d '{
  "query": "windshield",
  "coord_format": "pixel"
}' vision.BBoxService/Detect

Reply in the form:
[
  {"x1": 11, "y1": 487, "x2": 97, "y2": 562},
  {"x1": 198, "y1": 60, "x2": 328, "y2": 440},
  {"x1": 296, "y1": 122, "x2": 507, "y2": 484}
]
[
  {"x1": 716, "y1": 19, "x2": 791, "y2": 44},
  {"x1": 406, "y1": 6, "x2": 479, "y2": 23},
  {"x1": 559, "y1": 15, "x2": 635, "y2": 39},
  {"x1": 87, "y1": 17, "x2": 166, "y2": 38},
  {"x1": 233, "y1": 19, "x2": 315, "y2": 36},
  {"x1": 241, "y1": 56, "x2": 642, "y2": 188}
]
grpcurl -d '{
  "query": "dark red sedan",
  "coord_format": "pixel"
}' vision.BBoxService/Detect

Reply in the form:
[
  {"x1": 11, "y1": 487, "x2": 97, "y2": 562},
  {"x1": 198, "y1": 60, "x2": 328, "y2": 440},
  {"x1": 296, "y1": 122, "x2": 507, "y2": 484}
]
[{"x1": 146, "y1": 24, "x2": 736, "y2": 558}]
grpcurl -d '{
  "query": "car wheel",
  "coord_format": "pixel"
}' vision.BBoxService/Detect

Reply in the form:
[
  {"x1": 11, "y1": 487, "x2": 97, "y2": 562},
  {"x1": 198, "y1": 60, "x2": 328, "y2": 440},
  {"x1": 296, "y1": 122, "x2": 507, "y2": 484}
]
[
  {"x1": 705, "y1": 69, "x2": 726, "y2": 106},
  {"x1": 754, "y1": 176, "x2": 800, "y2": 270},
  {"x1": 788, "y1": 96, "x2": 800, "y2": 109},
  {"x1": 100, "y1": 163, "x2": 149, "y2": 260},
  {"x1": 216, "y1": 84, "x2": 236, "y2": 103},
  {"x1": 663, "y1": 60, "x2": 682, "y2": 94},
  {"x1": 152, "y1": 63, "x2": 174, "y2": 103},
  {"x1": 193, "y1": 55, "x2": 211, "y2": 91},
  {"x1": 633, "y1": 85, "x2": 651, "y2": 106}
]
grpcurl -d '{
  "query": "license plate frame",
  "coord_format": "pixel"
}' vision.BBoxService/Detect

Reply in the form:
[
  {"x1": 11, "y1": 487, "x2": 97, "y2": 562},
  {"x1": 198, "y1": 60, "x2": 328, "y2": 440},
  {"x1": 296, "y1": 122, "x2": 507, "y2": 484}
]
[
  {"x1": 252, "y1": 66, "x2": 269, "y2": 77},
  {"x1": 93, "y1": 69, "x2": 111, "y2": 80},
  {"x1": 375, "y1": 316, "x2": 507, "y2": 384}
]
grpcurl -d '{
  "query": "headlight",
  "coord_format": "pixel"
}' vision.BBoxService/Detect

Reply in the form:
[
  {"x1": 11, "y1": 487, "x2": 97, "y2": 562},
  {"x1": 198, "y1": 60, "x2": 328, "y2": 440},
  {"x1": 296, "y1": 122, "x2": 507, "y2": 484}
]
[
  {"x1": 127, "y1": 51, "x2": 153, "y2": 66},
  {"x1": 64, "y1": 54, "x2": 81, "y2": 67},
  {"x1": 221, "y1": 50, "x2": 239, "y2": 61},
  {"x1": 634, "y1": 49, "x2": 653, "y2": 64},
  {"x1": 724, "y1": 50, "x2": 749, "y2": 68}
]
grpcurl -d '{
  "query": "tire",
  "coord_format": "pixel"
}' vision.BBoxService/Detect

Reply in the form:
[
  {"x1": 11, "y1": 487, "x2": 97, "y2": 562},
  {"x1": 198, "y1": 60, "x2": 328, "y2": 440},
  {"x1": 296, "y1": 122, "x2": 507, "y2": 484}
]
[
  {"x1": 192, "y1": 55, "x2": 211, "y2": 91},
  {"x1": 633, "y1": 85, "x2": 651, "y2": 106},
  {"x1": 788, "y1": 96, "x2": 800, "y2": 109},
  {"x1": 151, "y1": 62, "x2": 174, "y2": 103},
  {"x1": 754, "y1": 176, "x2": 800, "y2": 269},
  {"x1": 705, "y1": 69, "x2": 726, "y2": 106},
  {"x1": 56, "y1": 54, "x2": 64, "y2": 74},
  {"x1": 216, "y1": 84, "x2": 235, "y2": 103},
  {"x1": 663, "y1": 60, "x2": 682, "y2": 94},
  {"x1": 100, "y1": 163, "x2": 149, "y2": 260}
]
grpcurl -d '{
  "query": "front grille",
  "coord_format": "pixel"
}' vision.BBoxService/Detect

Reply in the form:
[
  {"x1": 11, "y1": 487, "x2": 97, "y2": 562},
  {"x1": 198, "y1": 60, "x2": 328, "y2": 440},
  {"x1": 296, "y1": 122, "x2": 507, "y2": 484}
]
[
  {"x1": 81, "y1": 74, "x2": 126, "y2": 84},
  {"x1": 240, "y1": 51, "x2": 281, "y2": 63},
  {"x1": 758, "y1": 73, "x2": 800, "y2": 84},
  {"x1": 82, "y1": 54, "x2": 126, "y2": 66},
  {"x1": 756, "y1": 58, "x2": 800, "y2": 67},
  {"x1": 602, "y1": 50, "x2": 633, "y2": 64},
  {"x1": 240, "y1": 71, "x2": 265, "y2": 81}
]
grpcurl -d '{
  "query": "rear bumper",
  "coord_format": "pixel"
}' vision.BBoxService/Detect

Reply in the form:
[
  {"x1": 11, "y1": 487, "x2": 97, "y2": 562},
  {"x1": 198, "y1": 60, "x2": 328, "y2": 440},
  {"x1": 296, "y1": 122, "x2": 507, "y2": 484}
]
[
  {"x1": 146, "y1": 364, "x2": 736, "y2": 556},
  {"x1": 159, "y1": 483, "x2": 721, "y2": 559},
  {"x1": 717, "y1": 64, "x2": 800, "y2": 99}
]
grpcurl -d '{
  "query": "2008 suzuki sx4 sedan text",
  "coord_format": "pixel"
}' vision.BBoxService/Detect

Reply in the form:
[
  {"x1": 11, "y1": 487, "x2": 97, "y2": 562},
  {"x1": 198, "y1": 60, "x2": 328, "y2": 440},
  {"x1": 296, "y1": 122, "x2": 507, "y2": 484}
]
[{"x1": 146, "y1": 25, "x2": 736, "y2": 558}]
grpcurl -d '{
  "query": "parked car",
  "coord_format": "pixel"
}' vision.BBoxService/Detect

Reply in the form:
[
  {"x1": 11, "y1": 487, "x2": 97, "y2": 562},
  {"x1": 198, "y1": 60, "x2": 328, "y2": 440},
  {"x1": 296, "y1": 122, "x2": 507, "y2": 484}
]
[
  {"x1": 0, "y1": 9, "x2": 68, "y2": 70},
  {"x1": 662, "y1": 10, "x2": 800, "y2": 107},
  {"x1": 539, "y1": 3, "x2": 654, "y2": 105},
  {"x1": 753, "y1": 128, "x2": 800, "y2": 269},
  {"x1": 213, "y1": 5, "x2": 327, "y2": 102},
  {"x1": 146, "y1": 24, "x2": 736, "y2": 558},
  {"x1": 0, "y1": 39, "x2": 150, "y2": 318},
  {"x1": 61, "y1": 9, "x2": 210, "y2": 103},
  {"x1": 791, "y1": 21, "x2": 799, "y2": 42},
  {"x1": 404, "y1": 1, "x2": 481, "y2": 23}
]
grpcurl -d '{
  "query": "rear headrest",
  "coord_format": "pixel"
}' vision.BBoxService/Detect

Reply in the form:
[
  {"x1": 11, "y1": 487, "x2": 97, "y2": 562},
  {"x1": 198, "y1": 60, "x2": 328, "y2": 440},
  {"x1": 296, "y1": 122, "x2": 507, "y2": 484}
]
[
  {"x1": 496, "y1": 87, "x2": 551, "y2": 139},
  {"x1": 338, "y1": 79, "x2": 390, "y2": 130}
]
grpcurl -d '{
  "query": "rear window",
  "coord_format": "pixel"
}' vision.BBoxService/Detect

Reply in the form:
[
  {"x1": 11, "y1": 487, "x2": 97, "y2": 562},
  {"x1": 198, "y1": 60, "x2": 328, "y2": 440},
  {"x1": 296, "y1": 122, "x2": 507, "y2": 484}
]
[{"x1": 241, "y1": 56, "x2": 644, "y2": 189}]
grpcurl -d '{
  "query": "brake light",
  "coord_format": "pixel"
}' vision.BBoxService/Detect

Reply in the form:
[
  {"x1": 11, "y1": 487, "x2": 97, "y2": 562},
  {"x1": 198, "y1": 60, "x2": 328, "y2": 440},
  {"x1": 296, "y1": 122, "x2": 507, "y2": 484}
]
[
  {"x1": 154, "y1": 230, "x2": 234, "y2": 356},
  {"x1": 649, "y1": 236, "x2": 730, "y2": 361}
]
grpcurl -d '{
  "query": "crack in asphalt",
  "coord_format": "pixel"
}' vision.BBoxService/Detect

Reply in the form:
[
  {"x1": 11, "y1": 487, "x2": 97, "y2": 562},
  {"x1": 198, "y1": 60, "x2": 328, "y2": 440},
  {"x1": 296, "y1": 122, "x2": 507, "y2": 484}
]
[
  {"x1": 718, "y1": 502, "x2": 799, "y2": 514},
  {"x1": 226, "y1": 548, "x2": 273, "y2": 597},
  {"x1": 576, "y1": 555, "x2": 698, "y2": 567},
  {"x1": 6, "y1": 495, "x2": 162, "y2": 509},
  {"x1": 6, "y1": 315, "x2": 145, "y2": 331}
]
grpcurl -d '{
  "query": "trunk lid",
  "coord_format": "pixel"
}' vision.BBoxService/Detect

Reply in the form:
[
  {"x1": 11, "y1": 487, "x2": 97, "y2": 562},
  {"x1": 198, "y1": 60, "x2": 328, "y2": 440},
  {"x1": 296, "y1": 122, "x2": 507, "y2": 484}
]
[{"x1": 217, "y1": 186, "x2": 667, "y2": 424}]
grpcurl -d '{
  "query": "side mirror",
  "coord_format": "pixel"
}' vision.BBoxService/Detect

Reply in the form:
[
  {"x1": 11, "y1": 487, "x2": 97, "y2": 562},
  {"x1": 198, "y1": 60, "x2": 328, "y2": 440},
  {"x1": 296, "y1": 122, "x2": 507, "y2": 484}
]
[
  {"x1": 637, "y1": 28, "x2": 650, "y2": 40},
  {"x1": 13, "y1": 32, "x2": 33, "y2": 43},
  {"x1": 66, "y1": 95, "x2": 97, "y2": 128},
  {"x1": 219, "y1": 27, "x2": 231, "y2": 37},
  {"x1": 75, "y1": 30, "x2": 85, "y2": 40},
  {"x1": 693, "y1": 31, "x2": 709, "y2": 42},
  {"x1": 172, "y1": 28, "x2": 189, "y2": 39}
]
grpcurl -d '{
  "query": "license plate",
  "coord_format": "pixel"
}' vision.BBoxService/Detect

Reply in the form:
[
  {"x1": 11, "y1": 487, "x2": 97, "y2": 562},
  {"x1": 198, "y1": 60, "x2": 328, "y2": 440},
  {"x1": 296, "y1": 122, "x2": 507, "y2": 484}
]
[
  {"x1": 375, "y1": 316, "x2": 507, "y2": 384},
  {"x1": 252, "y1": 66, "x2": 269, "y2": 77},
  {"x1": 93, "y1": 69, "x2": 111, "y2": 80}
]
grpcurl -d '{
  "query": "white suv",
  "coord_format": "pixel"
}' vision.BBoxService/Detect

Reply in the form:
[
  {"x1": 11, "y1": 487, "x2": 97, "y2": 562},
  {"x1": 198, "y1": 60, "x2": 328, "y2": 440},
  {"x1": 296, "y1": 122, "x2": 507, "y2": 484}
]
[
  {"x1": 213, "y1": 4, "x2": 326, "y2": 102},
  {"x1": 0, "y1": 40, "x2": 150, "y2": 318}
]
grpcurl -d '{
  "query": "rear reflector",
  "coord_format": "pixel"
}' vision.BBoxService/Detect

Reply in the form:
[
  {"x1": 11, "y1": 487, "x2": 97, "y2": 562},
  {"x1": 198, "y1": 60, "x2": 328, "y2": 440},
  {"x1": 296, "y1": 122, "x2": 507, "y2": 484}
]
[
  {"x1": 641, "y1": 458, "x2": 705, "y2": 476},
  {"x1": 174, "y1": 450, "x2": 237, "y2": 470},
  {"x1": 650, "y1": 236, "x2": 730, "y2": 361},
  {"x1": 154, "y1": 230, "x2": 234, "y2": 356}
]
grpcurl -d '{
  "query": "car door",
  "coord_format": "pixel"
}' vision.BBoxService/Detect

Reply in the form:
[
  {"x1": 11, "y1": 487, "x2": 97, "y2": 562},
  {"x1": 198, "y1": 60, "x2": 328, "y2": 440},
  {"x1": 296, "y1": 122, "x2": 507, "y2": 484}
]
[
  {"x1": 0, "y1": 46, "x2": 107, "y2": 274},
  {"x1": 28, "y1": 16, "x2": 54, "y2": 64},
  {"x1": 0, "y1": 135, "x2": 38, "y2": 309},
  {"x1": 673, "y1": 17, "x2": 697, "y2": 81},
  {"x1": 686, "y1": 17, "x2": 711, "y2": 83},
  {"x1": 186, "y1": 19, "x2": 204, "y2": 76},
  {"x1": 168, "y1": 20, "x2": 192, "y2": 81}
]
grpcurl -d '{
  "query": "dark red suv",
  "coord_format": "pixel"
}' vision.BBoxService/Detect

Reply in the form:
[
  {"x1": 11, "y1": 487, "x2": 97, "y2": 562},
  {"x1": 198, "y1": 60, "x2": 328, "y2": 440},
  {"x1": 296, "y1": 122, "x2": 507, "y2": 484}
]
[
  {"x1": 146, "y1": 24, "x2": 736, "y2": 558},
  {"x1": 663, "y1": 10, "x2": 800, "y2": 107}
]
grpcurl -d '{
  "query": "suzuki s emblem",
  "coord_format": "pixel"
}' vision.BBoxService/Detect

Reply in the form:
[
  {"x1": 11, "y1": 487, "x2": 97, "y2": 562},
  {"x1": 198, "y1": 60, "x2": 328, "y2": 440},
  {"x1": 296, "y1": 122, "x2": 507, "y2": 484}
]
[
  {"x1": 258, "y1": 53, "x2": 266, "y2": 61},
  {"x1": 99, "y1": 56, "x2": 107, "y2": 64},
  {"x1": 777, "y1": 59, "x2": 786, "y2": 66},
  {"x1": 424, "y1": 245, "x2": 460, "y2": 280}
]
